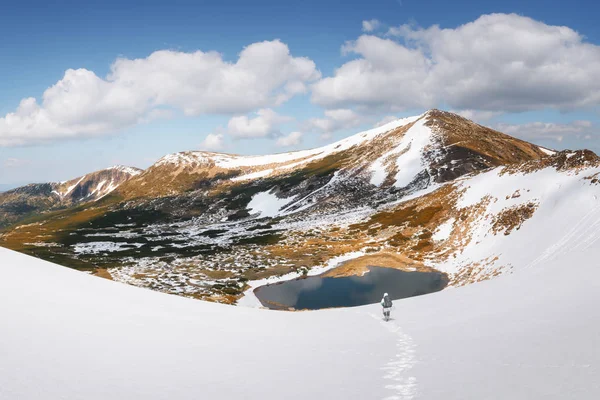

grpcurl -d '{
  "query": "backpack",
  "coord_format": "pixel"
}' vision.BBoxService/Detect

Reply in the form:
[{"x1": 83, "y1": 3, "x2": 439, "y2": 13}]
[{"x1": 383, "y1": 296, "x2": 392, "y2": 308}]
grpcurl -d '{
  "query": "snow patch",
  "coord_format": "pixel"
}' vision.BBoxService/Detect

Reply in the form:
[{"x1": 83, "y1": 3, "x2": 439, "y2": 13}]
[
  {"x1": 368, "y1": 117, "x2": 434, "y2": 188},
  {"x1": 247, "y1": 190, "x2": 295, "y2": 218},
  {"x1": 73, "y1": 242, "x2": 145, "y2": 255},
  {"x1": 538, "y1": 146, "x2": 556, "y2": 156},
  {"x1": 432, "y1": 218, "x2": 455, "y2": 242},
  {"x1": 392, "y1": 118, "x2": 435, "y2": 188}
]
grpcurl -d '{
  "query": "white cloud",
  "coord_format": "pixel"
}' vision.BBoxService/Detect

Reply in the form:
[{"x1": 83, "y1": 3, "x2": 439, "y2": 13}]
[
  {"x1": 200, "y1": 133, "x2": 225, "y2": 151},
  {"x1": 495, "y1": 120, "x2": 595, "y2": 142},
  {"x1": 305, "y1": 108, "x2": 362, "y2": 137},
  {"x1": 3, "y1": 158, "x2": 30, "y2": 168},
  {"x1": 312, "y1": 14, "x2": 600, "y2": 113},
  {"x1": 226, "y1": 108, "x2": 293, "y2": 138},
  {"x1": 362, "y1": 19, "x2": 381, "y2": 32},
  {"x1": 276, "y1": 131, "x2": 303, "y2": 147},
  {"x1": 374, "y1": 115, "x2": 399, "y2": 127},
  {"x1": 451, "y1": 109, "x2": 503, "y2": 123},
  {"x1": 0, "y1": 40, "x2": 320, "y2": 146}
]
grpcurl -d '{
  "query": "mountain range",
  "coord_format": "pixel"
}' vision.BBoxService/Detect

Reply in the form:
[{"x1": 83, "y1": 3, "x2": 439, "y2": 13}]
[{"x1": 1, "y1": 109, "x2": 599, "y2": 305}]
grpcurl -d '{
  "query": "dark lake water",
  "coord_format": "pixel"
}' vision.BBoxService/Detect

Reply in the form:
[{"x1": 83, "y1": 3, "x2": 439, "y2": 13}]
[{"x1": 254, "y1": 266, "x2": 448, "y2": 310}]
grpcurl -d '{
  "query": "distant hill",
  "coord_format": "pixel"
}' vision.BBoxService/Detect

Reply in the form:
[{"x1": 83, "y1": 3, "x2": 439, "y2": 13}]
[{"x1": 0, "y1": 166, "x2": 142, "y2": 228}]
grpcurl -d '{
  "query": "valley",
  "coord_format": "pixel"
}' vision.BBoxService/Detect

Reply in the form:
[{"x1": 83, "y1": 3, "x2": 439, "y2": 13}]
[{"x1": 2, "y1": 110, "x2": 599, "y2": 306}]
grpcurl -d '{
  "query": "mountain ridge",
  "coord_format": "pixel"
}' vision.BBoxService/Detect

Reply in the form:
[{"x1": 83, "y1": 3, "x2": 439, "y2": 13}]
[
  {"x1": 0, "y1": 165, "x2": 142, "y2": 228},
  {"x1": 1, "y1": 109, "x2": 599, "y2": 304}
]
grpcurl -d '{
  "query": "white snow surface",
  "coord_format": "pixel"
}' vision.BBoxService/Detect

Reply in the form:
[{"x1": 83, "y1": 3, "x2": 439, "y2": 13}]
[
  {"x1": 108, "y1": 165, "x2": 142, "y2": 176},
  {"x1": 2, "y1": 239, "x2": 599, "y2": 399},
  {"x1": 246, "y1": 190, "x2": 295, "y2": 218},
  {"x1": 435, "y1": 163, "x2": 600, "y2": 276},
  {"x1": 538, "y1": 146, "x2": 557, "y2": 156},
  {"x1": 432, "y1": 217, "x2": 455, "y2": 242},
  {"x1": 152, "y1": 114, "x2": 424, "y2": 175},
  {"x1": 368, "y1": 117, "x2": 434, "y2": 187}
]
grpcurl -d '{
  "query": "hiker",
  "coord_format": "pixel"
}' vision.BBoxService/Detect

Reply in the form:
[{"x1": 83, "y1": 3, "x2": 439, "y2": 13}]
[{"x1": 381, "y1": 293, "x2": 393, "y2": 321}]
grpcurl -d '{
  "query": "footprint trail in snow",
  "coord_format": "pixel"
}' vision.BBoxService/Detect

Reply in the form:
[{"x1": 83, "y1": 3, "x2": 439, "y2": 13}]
[{"x1": 369, "y1": 312, "x2": 418, "y2": 400}]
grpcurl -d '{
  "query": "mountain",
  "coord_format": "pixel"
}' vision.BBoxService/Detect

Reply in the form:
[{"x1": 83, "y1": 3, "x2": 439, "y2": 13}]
[
  {"x1": 0, "y1": 165, "x2": 142, "y2": 228},
  {"x1": 1, "y1": 109, "x2": 599, "y2": 306},
  {"x1": 118, "y1": 109, "x2": 546, "y2": 202},
  {"x1": 1, "y1": 237, "x2": 599, "y2": 399}
]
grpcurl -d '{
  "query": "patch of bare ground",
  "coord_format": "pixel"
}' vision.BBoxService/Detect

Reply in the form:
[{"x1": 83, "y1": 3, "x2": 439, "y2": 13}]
[
  {"x1": 584, "y1": 172, "x2": 600, "y2": 185},
  {"x1": 93, "y1": 268, "x2": 113, "y2": 280},
  {"x1": 199, "y1": 293, "x2": 239, "y2": 305},
  {"x1": 322, "y1": 252, "x2": 428, "y2": 277},
  {"x1": 427, "y1": 109, "x2": 548, "y2": 166},
  {"x1": 450, "y1": 257, "x2": 505, "y2": 287},
  {"x1": 194, "y1": 268, "x2": 235, "y2": 280},
  {"x1": 491, "y1": 202, "x2": 538, "y2": 235},
  {"x1": 501, "y1": 149, "x2": 600, "y2": 175}
]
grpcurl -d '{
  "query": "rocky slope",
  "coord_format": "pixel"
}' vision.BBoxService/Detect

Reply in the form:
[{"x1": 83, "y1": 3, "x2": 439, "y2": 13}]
[
  {"x1": 0, "y1": 165, "x2": 141, "y2": 228},
  {"x1": 2, "y1": 109, "x2": 598, "y2": 304}
]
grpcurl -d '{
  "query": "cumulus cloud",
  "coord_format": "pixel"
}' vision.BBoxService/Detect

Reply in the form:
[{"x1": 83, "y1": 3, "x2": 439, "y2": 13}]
[
  {"x1": 362, "y1": 19, "x2": 381, "y2": 32},
  {"x1": 226, "y1": 108, "x2": 293, "y2": 138},
  {"x1": 200, "y1": 133, "x2": 225, "y2": 151},
  {"x1": 276, "y1": 131, "x2": 303, "y2": 147},
  {"x1": 0, "y1": 40, "x2": 320, "y2": 146},
  {"x1": 495, "y1": 120, "x2": 595, "y2": 142},
  {"x1": 451, "y1": 109, "x2": 503, "y2": 123},
  {"x1": 305, "y1": 109, "x2": 362, "y2": 138},
  {"x1": 312, "y1": 13, "x2": 600, "y2": 113}
]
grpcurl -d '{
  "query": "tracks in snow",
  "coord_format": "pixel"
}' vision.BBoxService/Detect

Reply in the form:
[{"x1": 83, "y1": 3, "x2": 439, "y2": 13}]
[{"x1": 369, "y1": 312, "x2": 418, "y2": 400}]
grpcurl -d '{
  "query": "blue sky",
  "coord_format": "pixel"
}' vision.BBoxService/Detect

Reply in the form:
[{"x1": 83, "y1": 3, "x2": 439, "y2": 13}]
[{"x1": 1, "y1": 0, "x2": 599, "y2": 186}]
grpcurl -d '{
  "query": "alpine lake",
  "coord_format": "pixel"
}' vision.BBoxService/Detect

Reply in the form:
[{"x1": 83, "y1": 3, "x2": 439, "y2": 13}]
[{"x1": 254, "y1": 266, "x2": 448, "y2": 310}]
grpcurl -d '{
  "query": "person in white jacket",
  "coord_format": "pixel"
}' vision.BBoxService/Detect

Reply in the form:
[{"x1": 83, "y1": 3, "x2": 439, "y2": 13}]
[{"x1": 381, "y1": 293, "x2": 393, "y2": 321}]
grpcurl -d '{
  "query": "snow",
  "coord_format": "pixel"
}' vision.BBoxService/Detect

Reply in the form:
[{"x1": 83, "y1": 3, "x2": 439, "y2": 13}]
[
  {"x1": 0, "y1": 247, "x2": 394, "y2": 400},
  {"x1": 368, "y1": 116, "x2": 434, "y2": 188},
  {"x1": 369, "y1": 157, "x2": 388, "y2": 186},
  {"x1": 231, "y1": 168, "x2": 274, "y2": 182},
  {"x1": 90, "y1": 180, "x2": 107, "y2": 196},
  {"x1": 72, "y1": 241, "x2": 145, "y2": 254},
  {"x1": 246, "y1": 190, "x2": 295, "y2": 218},
  {"x1": 60, "y1": 176, "x2": 85, "y2": 197},
  {"x1": 439, "y1": 164, "x2": 600, "y2": 276},
  {"x1": 432, "y1": 218, "x2": 455, "y2": 242},
  {"x1": 109, "y1": 165, "x2": 142, "y2": 176},
  {"x1": 2, "y1": 236, "x2": 599, "y2": 399},
  {"x1": 392, "y1": 118, "x2": 435, "y2": 188},
  {"x1": 151, "y1": 114, "x2": 424, "y2": 179},
  {"x1": 538, "y1": 146, "x2": 556, "y2": 156},
  {"x1": 218, "y1": 114, "x2": 424, "y2": 170}
]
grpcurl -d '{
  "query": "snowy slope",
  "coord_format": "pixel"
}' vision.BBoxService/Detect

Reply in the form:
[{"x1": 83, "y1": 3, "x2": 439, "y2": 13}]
[
  {"x1": 431, "y1": 160, "x2": 600, "y2": 281},
  {"x1": 1, "y1": 244, "x2": 599, "y2": 399}
]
